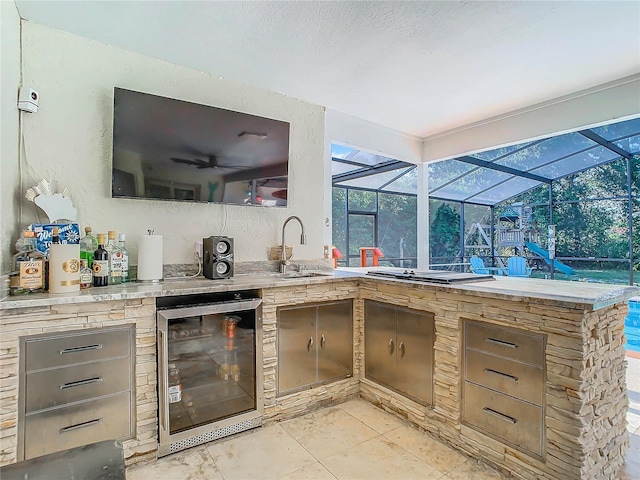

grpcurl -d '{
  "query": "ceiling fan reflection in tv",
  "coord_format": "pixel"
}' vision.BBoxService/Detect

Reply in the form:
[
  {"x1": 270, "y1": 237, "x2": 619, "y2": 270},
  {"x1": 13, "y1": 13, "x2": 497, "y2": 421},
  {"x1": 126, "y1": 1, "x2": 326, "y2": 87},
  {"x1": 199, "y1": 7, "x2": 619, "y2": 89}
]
[{"x1": 170, "y1": 155, "x2": 249, "y2": 170}]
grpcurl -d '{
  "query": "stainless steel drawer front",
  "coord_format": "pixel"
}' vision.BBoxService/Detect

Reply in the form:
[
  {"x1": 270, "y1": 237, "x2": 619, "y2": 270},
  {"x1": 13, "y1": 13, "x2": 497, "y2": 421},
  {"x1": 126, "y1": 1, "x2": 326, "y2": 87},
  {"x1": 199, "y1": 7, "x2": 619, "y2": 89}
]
[
  {"x1": 465, "y1": 321, "x2": 544, "y2": 366},
  {"x1": 25, "y1": 357, "x2": 131, "y2": 413},
  {"x1": 25, "y1": 328, "x2": 131, "y2": 370},
  {"x1": 24, "y1": 393, "x2": 131, "y2": 459},
  {"x1": 463, "y1": 382, "x2": 543, "y2": 457},
  {"x1": 465, "y1": 348, "x2": 544, "y2": 405}
]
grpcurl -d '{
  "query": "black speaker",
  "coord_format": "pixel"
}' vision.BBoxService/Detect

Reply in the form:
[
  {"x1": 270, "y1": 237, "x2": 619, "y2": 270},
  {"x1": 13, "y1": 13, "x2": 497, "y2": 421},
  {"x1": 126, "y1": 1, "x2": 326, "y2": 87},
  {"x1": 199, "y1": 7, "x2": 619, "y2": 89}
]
[{"x1": 203, "y1": 236, "x2": 234, "y2": 279}]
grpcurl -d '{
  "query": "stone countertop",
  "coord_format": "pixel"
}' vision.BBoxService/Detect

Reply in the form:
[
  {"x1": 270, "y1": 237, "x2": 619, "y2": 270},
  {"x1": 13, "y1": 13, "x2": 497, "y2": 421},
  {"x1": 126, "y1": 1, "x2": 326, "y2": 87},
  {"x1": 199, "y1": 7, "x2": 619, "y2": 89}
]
[
  {"x1": 347, "y1": 267, "x2": 639, "y2": 311},
  {"x1": 0, "y1": 270, "x2": 358, "y2": 310},
  {"x1": 1, "y1": 267, "x2": 637, "y2": 312}
]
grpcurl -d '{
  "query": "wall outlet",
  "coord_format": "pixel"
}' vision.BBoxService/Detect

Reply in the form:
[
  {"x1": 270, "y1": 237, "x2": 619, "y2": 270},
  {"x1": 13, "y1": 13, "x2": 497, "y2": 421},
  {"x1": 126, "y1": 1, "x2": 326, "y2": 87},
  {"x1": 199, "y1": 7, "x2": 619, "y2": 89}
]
[{"x1": 194, "y1": 241, "x2": 203, "y2": 258}]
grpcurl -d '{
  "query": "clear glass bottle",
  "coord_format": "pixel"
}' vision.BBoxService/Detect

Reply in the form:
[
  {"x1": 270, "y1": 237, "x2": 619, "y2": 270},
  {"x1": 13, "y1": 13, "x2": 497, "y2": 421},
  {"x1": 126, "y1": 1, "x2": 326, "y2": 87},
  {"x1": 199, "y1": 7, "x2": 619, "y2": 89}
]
[
  {"x1": 79, "y1": 259, "x2": 93, "y2": 289},
  {"x1": 80, "y1": 226, "x2": 98, "y2": 268},
  {"x1": 118, "y1": 233, "x2": 130, "y2": 283},
  {"x1": 9, "y1": 231, "x2": 46, "y2": 295},
  {"x1": 106, "y1": 230, "x2": 122, "y2": 284},
  {"x1": 93, "y1": 233, "x2": 109, "y2": 287}
]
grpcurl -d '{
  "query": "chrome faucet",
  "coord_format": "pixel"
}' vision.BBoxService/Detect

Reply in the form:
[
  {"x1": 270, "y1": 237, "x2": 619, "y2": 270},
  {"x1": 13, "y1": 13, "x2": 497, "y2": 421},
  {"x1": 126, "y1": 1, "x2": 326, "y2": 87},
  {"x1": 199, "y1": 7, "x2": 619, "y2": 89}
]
[{"x1": 280, "y1": 216, "x2": 307, "y2": 273}]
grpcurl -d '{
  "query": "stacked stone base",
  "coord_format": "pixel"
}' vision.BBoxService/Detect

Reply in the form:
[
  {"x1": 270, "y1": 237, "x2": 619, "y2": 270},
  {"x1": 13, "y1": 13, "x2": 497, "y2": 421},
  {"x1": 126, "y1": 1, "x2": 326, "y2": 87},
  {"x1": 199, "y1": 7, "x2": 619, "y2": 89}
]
[{"x1": 0, "y1": 279, "x2": 631, "y2": 480}]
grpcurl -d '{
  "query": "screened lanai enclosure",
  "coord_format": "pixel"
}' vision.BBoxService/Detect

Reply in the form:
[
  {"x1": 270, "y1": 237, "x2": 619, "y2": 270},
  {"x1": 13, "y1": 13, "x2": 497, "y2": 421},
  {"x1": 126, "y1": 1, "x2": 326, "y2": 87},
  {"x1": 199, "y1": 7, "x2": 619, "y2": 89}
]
[{"x1": 331, "y1": 116, "x2": 640, "y2": 286}]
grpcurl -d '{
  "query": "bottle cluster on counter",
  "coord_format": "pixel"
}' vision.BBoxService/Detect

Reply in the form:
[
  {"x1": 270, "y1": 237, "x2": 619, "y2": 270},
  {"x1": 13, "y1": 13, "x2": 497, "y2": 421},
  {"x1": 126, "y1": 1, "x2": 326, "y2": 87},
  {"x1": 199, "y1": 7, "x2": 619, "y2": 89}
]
[{"x1": 9, "y1": 226, "x2": 130, "y2": 296}]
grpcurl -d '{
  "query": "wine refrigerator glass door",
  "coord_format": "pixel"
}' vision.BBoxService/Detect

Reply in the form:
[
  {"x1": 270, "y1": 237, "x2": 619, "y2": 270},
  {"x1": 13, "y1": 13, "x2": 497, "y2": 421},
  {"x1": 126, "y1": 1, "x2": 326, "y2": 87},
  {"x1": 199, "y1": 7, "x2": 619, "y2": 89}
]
[{"x1": 157, "y1": 299, "x2": 263, "y2": 456}]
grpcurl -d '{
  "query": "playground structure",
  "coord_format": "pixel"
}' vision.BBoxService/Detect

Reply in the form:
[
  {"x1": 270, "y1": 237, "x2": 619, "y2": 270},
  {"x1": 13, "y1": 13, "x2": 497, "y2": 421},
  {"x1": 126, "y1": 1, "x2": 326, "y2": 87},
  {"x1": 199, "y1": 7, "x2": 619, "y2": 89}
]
[{"x1": 464, "y1": 203, "x2": 575, "y2": 276}]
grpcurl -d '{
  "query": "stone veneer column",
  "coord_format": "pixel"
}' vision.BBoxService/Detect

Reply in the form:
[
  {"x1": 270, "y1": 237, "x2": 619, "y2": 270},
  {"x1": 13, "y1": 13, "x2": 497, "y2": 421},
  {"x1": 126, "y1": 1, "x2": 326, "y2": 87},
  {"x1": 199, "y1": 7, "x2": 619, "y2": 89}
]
[{"x1": 0, "y1": 298, "x2": 158, "y2": 466}]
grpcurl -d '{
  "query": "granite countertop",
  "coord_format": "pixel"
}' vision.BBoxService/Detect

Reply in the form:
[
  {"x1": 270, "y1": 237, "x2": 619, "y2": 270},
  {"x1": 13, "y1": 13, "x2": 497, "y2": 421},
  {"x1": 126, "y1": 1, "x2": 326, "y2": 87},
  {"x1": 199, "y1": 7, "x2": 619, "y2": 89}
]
[{"x1": 1, "y1": 267, "x2": 637, "y2": 312}]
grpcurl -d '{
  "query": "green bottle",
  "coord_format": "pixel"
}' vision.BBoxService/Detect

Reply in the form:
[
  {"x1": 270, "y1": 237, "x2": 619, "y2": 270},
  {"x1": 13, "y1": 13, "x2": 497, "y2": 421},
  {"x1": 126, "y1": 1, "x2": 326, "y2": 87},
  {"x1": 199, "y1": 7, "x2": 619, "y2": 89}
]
[{"x1": 80, "y1": 226, "x2": 98, "y2": 268}]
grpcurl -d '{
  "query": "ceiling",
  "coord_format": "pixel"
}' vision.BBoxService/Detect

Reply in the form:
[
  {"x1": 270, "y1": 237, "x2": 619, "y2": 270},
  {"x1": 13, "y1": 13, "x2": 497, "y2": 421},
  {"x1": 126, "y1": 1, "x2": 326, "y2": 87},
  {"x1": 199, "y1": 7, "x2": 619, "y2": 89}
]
[{"x1": 13, "y1": 1, "x2": 640, "y2": 138}]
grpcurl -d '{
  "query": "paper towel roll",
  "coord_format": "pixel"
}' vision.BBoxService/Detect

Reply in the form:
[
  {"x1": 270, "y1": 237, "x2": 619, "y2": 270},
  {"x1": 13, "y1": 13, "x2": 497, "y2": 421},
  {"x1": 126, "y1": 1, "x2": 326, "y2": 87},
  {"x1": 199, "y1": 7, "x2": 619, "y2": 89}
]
[
  {"x1": 137, "y1": 234, "x2": 163, "y2": 282},
  {"x1": 49, "y1": 243, "x2": 80, "y2": 293}
]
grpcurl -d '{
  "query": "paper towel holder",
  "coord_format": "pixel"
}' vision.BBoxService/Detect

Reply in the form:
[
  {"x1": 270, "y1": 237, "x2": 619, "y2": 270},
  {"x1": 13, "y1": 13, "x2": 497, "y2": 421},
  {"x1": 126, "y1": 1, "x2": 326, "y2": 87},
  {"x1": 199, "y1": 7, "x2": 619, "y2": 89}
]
[{"x1": 137, "y1": 230, "x2": 164, "y2": 283}]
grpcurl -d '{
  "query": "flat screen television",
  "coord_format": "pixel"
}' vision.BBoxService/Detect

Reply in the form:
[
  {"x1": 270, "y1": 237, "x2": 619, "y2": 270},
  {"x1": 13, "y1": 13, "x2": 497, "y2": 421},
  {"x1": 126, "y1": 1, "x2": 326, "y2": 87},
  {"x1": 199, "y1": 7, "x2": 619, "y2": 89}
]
[{"x1": 111, "y1": 87, "x2": 290, "y2": 206}]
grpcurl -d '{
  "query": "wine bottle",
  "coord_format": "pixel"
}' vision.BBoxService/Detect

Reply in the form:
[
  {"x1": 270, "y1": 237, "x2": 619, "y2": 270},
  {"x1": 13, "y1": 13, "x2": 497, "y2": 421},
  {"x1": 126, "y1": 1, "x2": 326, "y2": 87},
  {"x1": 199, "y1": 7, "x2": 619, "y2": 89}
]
[{"x1": 93, "y1": 233, "x2": 109, "y2": 287}]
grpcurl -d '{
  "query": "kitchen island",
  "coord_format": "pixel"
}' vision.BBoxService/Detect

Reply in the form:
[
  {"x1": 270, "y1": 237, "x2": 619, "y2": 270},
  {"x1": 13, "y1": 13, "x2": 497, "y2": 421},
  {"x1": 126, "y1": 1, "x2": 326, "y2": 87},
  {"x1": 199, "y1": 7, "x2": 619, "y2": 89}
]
[{"x1": 0, "y1": 269, "x2": 637, "y2": 480}]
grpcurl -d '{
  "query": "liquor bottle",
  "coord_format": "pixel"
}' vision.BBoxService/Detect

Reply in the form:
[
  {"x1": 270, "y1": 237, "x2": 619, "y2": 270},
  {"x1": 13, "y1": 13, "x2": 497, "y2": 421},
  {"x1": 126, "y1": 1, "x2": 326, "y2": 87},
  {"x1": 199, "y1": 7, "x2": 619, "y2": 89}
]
[
  {"x1": 9, "y1": 231, "x2": 46, "y2": 295},
  {"x1": 80, "y1": 226, "x2": 98, "y2": 268},
  {"x1": 106, "y1": 230, "x2": 122, "y2": 284},
  {"x1": 79, "y1": 259, "x2": 93, "y2": 289},
  {"x1": 118, "y1": 233, "x2": 130, "y2": 283},
  {"x1": 93, "y1": 233, "x2": 109, "y2": 287},
  {"x1": 51, "y1": 226, "x2": 60, "y2": 244}
]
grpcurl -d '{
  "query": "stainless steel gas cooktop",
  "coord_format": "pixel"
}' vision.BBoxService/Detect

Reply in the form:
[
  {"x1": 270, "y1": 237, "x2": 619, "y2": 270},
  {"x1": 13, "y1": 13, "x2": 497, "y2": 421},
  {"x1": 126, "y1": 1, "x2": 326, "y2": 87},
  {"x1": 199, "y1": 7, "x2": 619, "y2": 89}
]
[{"x1": 365, "y1": 269, "x2": 495, "y2": 284}]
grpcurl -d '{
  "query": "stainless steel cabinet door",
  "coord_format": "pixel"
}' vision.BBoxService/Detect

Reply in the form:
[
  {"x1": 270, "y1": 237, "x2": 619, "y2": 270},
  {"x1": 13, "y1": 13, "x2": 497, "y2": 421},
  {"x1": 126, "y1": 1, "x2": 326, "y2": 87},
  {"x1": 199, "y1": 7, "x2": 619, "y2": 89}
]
[
  {"x1": 277, "y1": 306, "x2": 317, "y2": 394},
  {"x1": 395, "y1": 308, "x2": 434, "y2": 405},
  {"x1": 364, "y1": 301, "x2": 397, "y2": 390},
  {"x1": 317, "y1": 301, "x2": 353, "y2": 383}
]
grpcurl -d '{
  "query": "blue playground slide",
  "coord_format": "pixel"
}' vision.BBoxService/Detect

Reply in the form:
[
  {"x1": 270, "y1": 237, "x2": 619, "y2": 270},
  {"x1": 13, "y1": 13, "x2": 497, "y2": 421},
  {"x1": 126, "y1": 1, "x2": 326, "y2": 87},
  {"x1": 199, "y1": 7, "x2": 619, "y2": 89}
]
[{"x1": 525, "y1": 241, "x2": 575, "y2": 276}]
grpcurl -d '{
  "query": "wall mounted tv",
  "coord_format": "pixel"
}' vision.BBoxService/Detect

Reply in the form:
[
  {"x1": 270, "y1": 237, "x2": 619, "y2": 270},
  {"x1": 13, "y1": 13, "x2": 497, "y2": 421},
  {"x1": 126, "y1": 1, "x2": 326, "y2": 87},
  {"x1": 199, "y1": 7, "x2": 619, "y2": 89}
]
[{"x1": 111, "y1": 87, "x2": 290, "y2": 206}]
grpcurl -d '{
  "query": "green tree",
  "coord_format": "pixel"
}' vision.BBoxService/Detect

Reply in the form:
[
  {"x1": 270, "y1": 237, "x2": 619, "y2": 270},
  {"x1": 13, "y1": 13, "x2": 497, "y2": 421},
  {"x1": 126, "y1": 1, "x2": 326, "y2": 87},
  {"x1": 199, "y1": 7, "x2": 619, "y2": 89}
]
[{"x1": 429, "y1": 202, "x2": 460, "y2": 262}]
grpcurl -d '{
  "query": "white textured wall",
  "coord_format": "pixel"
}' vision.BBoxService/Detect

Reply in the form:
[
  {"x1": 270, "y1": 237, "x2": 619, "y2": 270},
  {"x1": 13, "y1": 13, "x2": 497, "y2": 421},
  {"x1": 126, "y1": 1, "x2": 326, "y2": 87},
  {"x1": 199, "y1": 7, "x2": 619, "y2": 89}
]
[
  {"x1": 11, "y1": 22, "x2": 325, "y2": 268},
  {"x1": 0, "y1": 3, "x2": 22, "y2": 275}
]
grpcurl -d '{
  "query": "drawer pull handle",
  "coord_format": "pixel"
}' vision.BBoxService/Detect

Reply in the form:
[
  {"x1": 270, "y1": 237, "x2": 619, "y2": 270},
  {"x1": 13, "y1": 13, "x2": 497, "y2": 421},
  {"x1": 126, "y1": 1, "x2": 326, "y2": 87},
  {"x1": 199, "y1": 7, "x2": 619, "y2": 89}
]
[
  {"x1": 483, "y1": 369, "x2": 518, "y2": 382},
  {"x1": 320, "y1": 334, "x2": 326, "y2": 349},
  {"x1": 60, "y1": 418, "x2": 103, "y2": 433},
  {"x1": 388, "y1": 339, "x2": 394, "y2": 356},
  {"x1": 482, "y1": 407, "x2": 517, "y2": 424},
  {"x1": 60, "y1": 377, "x2": 103, "y2": 389},
  {"x1": 485, "y1": 338, "x2": 518, "y2": 349},
  {"x1": 399, "y1": 341, "x2": 405, "y2": 358},
  {"x1": 307, "y1": 336, "x2": 314, "y2": 353},
  {"x1": 60, "y1": 344, "x2": 103, "y2": 355}
]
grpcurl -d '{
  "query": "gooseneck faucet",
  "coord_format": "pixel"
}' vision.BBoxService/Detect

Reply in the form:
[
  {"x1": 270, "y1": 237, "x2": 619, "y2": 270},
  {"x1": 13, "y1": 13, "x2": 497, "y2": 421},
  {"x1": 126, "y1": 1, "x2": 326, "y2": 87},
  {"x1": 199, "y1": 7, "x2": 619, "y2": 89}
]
[{"x1": 280, "y1": 216, "x2": 307, "y2": 273}]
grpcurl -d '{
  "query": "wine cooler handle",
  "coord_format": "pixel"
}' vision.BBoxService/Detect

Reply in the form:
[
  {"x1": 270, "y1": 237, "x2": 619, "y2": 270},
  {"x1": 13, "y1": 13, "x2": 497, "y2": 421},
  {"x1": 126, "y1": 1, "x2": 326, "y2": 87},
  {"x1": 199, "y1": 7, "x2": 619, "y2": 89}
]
[
  {"x1": 307, "y1": 336, "x2": 314, "y2": 353},
  {"x1": 388, "y1": 339, "x2": 394, "y2": 355},
  {"x1": 159, "y1": 329, "x2": 167, "y2": 433},
  {"x1": 320, "y1": 334, "x2": 326, "y2": 349}
]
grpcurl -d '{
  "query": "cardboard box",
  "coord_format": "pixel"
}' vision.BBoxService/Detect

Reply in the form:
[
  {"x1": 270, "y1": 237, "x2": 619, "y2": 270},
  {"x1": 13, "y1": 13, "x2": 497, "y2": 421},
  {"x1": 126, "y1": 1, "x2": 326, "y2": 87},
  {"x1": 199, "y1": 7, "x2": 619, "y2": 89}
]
[{"x1": 29, "y1": 223, "x2": 80, "y2": 255}]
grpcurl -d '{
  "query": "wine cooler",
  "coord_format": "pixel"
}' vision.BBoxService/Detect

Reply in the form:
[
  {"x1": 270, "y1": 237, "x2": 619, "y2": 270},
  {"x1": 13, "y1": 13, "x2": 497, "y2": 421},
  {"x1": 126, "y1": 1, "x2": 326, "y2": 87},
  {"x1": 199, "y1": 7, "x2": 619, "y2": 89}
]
[{"x1": 156, "y1": 291, "x2": 263, "y2": 456}]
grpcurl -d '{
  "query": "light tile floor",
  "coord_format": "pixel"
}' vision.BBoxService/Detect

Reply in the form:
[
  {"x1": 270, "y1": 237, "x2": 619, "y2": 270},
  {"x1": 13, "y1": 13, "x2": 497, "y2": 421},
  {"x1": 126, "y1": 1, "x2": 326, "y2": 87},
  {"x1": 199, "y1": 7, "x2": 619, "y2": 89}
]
[{"x1": 127, "y1": 357, "x2": 640, "y2": 480}]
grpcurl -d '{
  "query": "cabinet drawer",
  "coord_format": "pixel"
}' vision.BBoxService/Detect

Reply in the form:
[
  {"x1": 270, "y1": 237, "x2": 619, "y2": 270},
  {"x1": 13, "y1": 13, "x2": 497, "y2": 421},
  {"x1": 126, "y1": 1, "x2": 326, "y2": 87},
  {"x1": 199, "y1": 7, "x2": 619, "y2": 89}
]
[
  {"x1": 24, "y1": 392, "x2": 131, "y2": 460},
  {"x1": 25, "y1": 327, "x2": 131, "y2": 371},
  {"x1": 463, "y1": 382, "x2": 542, "y2": 457},
  {"x1": 465, "y1": 321, "x2": 544, "y2": 366},
  {"x1": 25, "y1": 357, "x2": 131, "y2": 413},
  {"x1": 465, "y1": 348, "x2": 543, "y2": 405}
]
